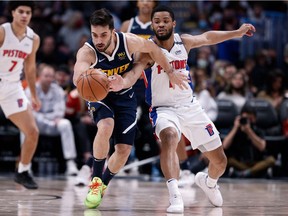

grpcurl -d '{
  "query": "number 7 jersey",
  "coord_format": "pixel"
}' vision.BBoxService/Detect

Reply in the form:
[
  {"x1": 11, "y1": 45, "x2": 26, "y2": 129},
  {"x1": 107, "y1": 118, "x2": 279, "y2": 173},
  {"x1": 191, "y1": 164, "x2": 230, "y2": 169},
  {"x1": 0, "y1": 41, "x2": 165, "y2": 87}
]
[
  {"x1": 144, "y1": 34, "x2": 194, "y2": 107},
  {"x1": 0, "y1": 23, "x2": 34, "y2": 82}
]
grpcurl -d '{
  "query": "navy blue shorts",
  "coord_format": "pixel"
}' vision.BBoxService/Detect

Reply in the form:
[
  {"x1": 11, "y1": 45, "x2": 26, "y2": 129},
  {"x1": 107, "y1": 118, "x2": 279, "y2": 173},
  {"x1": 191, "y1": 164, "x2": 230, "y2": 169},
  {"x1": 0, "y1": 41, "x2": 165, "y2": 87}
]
[{"x1": 87, "y1": 88, "x2": 137, "y2": 145}]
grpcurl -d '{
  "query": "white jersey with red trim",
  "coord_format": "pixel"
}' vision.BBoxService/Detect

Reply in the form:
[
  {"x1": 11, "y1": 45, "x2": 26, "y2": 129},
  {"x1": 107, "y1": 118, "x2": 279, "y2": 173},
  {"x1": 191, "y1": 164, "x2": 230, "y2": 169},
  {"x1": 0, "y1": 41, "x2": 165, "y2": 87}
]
[
  {"x1": 145, "y1": 33, "x2": 193, "y2": 107},
  {"x1": 0, "y1": 23, "x2": 34, "y2": 82}
]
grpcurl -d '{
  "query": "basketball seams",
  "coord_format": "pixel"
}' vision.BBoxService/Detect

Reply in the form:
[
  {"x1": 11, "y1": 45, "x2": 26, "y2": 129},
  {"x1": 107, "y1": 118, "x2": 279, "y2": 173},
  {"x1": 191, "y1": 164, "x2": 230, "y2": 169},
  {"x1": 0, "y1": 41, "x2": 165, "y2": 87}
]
[
  {"x1": 86, "y1": 77, "x2": 99, "y2": 101},
  {"x1": 89, "y1": 75, "x2": 108, "y2": 94},
  {"x1": 76, "y1": 69, "x2": 109, "y2": 102}
]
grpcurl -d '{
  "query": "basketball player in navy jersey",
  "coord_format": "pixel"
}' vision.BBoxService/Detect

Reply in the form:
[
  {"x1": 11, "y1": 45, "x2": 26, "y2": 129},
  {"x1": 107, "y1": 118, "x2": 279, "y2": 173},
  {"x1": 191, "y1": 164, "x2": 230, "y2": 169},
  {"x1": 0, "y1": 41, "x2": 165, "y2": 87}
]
[
  {"x1": 0, "y1": 2, "x2": 41, "y2": 189},
  {"x1": 120, "y1": 0, "x2": 158, "y2": 176},
  {"x1": 73, "y1": 8, "x2": 187, "y2": 209},
  {"x1": 109, "y1": 5, "x2": 256, "y2": 213}
]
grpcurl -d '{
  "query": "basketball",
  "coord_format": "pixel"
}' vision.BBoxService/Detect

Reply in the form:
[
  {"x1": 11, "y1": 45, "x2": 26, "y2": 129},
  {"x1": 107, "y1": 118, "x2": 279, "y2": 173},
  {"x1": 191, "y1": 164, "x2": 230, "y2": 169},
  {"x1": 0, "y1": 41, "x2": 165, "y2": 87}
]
[{"x1": 76, "y1": 68, "x2": 109, "y2": 102}]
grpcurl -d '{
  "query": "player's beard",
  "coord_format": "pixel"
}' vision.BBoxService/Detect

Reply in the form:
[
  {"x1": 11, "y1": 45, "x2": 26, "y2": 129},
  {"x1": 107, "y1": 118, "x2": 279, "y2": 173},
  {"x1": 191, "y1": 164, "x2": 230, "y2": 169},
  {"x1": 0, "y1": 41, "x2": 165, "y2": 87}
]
[
  {"x1": 95, "y1": 35, "x2": 112, "y2": 53},
  {"x1": 154, "y1": 28, "x2": 173, "y2": 41}
]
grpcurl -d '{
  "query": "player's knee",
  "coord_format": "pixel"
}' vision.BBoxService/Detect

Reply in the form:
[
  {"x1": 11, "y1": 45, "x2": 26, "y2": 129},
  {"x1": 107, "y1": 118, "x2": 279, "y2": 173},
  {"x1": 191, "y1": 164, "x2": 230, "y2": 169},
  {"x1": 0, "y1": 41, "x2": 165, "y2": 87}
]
[
  {"x1": 24, "y1": 125, "x2": 39, "y2": 143},
  {"x1": 159, "y1": 127, "x2": 179, "y2": 145},
  {"x1": 115, "y1": 144, "x2": 132, "y2": 158},
  {"x1": 97, "y1": 120, "x2": 113, "y2": 137}
]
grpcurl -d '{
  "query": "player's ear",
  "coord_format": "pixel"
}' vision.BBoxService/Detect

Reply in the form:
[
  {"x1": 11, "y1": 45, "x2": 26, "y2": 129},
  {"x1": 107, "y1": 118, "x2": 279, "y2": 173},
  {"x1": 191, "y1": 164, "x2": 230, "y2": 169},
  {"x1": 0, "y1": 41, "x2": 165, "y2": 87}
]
[{"x1": 173, "y1": 20, "x2": 176, "y2": 29}]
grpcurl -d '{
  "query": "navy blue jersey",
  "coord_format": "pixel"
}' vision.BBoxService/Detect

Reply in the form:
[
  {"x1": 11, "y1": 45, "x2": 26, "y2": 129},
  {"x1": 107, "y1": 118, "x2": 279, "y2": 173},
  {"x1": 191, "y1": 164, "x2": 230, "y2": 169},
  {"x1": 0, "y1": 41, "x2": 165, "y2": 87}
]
[
  {"x1": 85, "y1": 32, "x2": 134, "y2": 77},
  {"x1": 127, "y1": 17, "x2": 154, "y2": 40},
  {"x1": 85, "y1": 32, "x2": 137, "y2": 145}
]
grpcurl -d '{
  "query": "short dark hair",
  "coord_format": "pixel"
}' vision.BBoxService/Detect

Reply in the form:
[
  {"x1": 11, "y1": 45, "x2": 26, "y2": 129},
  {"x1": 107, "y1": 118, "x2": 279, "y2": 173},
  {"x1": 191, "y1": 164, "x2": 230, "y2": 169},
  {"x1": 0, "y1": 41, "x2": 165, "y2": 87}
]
[
  {"x1": 151, "y1": 5, "x2": 175, "y2": 21},
  {"x1": 9, "y1": 1, "x2": 35, "y2": 13},
  {"x1": 90, "y1": 8, "x2": 114, "y2": 30}
]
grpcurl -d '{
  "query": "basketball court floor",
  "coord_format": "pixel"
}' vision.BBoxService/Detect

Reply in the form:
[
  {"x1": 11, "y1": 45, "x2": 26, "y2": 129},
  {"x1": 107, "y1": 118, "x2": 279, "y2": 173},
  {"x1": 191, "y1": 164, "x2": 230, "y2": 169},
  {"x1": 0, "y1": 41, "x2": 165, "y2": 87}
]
[{"x1": 0, "y1": 174, "x2": 287, "y2": 216}]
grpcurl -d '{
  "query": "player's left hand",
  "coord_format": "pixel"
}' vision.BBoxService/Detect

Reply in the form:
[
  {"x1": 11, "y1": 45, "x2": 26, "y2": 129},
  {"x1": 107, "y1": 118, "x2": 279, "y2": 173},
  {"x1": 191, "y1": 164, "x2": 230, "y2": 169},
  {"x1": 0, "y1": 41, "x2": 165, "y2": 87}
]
[
  {"x1": 239, "y1": 23, "x2": 256, "y2": 37},
  {"x1": 108, "y1": 74, "x2": 124, "y2": 92},
  {"x1": 31, "y1": 96, "x2": 41, "y2": 111}
]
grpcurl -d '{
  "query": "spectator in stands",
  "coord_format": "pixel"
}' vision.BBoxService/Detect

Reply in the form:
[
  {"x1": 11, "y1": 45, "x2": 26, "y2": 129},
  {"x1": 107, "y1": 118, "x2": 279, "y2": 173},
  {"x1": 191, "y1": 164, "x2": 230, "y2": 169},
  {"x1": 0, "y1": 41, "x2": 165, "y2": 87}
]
[
  {"x1": 213, "y1": 62, "x2": 236, "y2": 95},
  {"x1": 24, "y1": 64, "x2": 78, "y2": 176},
  {"x1": 55, "y1": 65, "x2": 92, "y2": 164},
  {"x1": 222, "y1": 105, "x2": 275, "y2": 178},
  {"x1": 36, "y1": 35, "x2": 71, "y2": 66},
  {"x1": 193, "y1": 67, "x2": 218, "y2": 121},
  {"x1": 217, "y1": 70, "x2": 252, "y2": 113},
  {"x1": 58, "y1": 10, "x2": 90, "y2": 54},
  {"x1": 257, "y1": 69, "x2": 287, "y2": 112}
]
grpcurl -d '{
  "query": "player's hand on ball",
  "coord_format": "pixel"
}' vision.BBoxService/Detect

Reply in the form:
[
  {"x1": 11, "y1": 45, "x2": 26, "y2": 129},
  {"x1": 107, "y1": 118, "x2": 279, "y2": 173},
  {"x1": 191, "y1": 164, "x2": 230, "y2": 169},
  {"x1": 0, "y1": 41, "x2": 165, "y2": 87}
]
[{"x1": 108, "y1": 74, "x2": 124, "y2": 92}]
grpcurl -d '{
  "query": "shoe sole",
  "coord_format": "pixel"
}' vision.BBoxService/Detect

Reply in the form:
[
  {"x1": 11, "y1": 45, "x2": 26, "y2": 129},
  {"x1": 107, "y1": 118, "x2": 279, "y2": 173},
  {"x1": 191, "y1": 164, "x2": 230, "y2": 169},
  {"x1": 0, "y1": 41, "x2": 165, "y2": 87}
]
[
  {"x1": 84, "y1": 198, "x2": 101, "y2": 209},
  {"x1": 14, "y1": 179, "x2": 38, "y2": 189},
  {"x1": 195, "y1": 174, "x2": 223, "y2": 207}
]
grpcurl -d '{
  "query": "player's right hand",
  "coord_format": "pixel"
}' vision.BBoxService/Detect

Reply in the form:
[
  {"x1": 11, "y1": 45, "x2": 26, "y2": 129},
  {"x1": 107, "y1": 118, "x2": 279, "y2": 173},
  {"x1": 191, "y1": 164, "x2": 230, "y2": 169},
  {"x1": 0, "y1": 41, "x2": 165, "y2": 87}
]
[
  {"x1": 31, "y1": 96, "x2": 41, "y2": 111},
  {"x1": 167, "y1": 71, "x2": 189, "y2": 90}
]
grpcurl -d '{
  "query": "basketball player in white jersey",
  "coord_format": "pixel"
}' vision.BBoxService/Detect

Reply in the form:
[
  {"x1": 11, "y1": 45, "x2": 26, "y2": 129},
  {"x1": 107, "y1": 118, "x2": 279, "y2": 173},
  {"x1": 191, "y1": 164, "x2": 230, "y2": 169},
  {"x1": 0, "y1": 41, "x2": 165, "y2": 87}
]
[
  {"x1": 0, "y1": 2, "x2": 41, "y2": 189},
  {"x1": 109, "y1": 5, "x2": 256, "y2": 213}
]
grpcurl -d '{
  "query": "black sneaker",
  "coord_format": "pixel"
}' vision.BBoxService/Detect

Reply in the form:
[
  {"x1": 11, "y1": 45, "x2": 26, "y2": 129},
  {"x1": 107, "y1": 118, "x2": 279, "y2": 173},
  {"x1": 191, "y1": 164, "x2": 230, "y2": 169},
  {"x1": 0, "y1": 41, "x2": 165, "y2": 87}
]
[{"x1": 14, "y1": 171, "x2": 38, "y2": 189}]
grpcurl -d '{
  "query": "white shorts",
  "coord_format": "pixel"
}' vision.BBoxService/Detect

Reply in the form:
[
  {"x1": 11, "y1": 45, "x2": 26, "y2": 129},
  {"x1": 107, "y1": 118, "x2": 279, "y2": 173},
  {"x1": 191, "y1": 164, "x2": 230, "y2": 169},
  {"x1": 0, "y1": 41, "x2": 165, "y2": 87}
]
[
  {"x1": 154, "y1": 98, "x2": 221, "y2": 152},
  {"x1": 0, "y1": 80, "x2": 29, "y2": 117}
]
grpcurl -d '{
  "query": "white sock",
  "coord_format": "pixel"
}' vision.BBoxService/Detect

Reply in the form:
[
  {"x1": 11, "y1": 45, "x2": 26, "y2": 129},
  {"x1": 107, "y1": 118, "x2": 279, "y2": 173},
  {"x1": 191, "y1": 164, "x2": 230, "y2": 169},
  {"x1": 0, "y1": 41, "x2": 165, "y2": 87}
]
[
  {"x1": 166, "y1": 178, "x2": 180, "y2": 196},
  {"x1": 206, "y1": 175, "x2": 217, "y2": 188},
  {"x1": 18, "y1": 162, "x2": 31, "y2": 173}
]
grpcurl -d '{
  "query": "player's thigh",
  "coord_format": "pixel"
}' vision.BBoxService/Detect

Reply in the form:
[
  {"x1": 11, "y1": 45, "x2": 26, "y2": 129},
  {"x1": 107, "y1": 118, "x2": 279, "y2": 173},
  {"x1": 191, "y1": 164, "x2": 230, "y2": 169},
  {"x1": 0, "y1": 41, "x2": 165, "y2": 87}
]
[
  {"x1": 181, "y1": 108, "x2": 220, "y2": 150},
  {"x1": 0, "y1": 82, "x2": 29, "y2": 118},
  {"x1": 114, "y1": 108, "x2": 137, "y2": 145}
]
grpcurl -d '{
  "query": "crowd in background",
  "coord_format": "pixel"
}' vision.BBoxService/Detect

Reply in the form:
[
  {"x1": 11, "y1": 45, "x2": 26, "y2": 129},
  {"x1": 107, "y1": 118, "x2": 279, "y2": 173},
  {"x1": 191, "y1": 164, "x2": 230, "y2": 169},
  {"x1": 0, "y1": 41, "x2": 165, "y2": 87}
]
[{"x1": 0, "y1": 1, "x2": 288, "y2": 178}]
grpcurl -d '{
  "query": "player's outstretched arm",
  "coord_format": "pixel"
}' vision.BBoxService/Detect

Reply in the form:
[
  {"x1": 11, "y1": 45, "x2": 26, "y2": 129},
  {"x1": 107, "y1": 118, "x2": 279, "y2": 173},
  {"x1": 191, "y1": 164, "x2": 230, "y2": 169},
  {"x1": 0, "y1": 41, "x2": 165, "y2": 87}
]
[
  {"x1": 126, "y1": 33, "x2": 189, "y2": 89},
  {"x1": 73, "y1": 46, "x2": 96, "y2": 86},
  {"x1": 108, "y1": 52, "x2": 151, "y2": 92},
  {"x1": 182, "y1": 23, "x2": 256, "y2": 50}
]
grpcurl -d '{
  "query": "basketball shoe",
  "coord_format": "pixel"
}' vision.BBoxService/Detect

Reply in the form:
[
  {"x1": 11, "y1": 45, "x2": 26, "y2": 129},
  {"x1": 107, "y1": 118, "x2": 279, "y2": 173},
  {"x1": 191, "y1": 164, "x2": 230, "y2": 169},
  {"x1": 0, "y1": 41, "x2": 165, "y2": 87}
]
[
  {"x1": 84, "y1": 177, "x2": 107, "y2": 208},
  {"x1": 75, "y1": 165, "x2": 91, "y2": 186},
  {"x1": 166, "y1": 180, "x2": 184, "y2": 213},
  {"x1": 195, "y1": 172, "x2": 223, "y2": 207},
  {"x1": 14, "y1": 171, "x2": 38, "y2": 189}
]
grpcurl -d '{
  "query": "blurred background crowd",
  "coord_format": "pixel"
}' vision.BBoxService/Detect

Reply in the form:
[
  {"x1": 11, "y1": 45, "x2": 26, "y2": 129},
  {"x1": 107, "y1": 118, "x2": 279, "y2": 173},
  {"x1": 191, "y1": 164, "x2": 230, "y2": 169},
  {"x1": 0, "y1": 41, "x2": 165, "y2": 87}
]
[{"x1": 0, "y1": 1, "x2": 288, "y2": 180}]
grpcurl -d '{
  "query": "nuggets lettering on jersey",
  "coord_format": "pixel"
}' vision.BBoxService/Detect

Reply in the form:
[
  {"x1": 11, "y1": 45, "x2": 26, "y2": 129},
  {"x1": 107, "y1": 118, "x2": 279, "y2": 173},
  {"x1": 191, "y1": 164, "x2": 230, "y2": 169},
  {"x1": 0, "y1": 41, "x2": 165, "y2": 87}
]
[
  {"x1": 85, "y1": 32, "x2": 133, "y2": 77},
  {"x1": 0, "y1": 23, "x2": 34, "y2": 81},
  {"x1": 145, "y1": 34, "x2": 194, "y2": 107}
]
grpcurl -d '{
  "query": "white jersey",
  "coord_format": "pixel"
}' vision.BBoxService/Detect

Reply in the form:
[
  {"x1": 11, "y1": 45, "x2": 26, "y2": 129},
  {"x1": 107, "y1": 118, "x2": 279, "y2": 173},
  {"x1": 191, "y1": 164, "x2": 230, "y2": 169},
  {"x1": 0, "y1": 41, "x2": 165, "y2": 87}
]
[
  {"x1": 0, "y1": 23, "x2": 34, "y2": 82},
  {"x1": 145, "y1": 34, "x2": 193, "y2": 107}
]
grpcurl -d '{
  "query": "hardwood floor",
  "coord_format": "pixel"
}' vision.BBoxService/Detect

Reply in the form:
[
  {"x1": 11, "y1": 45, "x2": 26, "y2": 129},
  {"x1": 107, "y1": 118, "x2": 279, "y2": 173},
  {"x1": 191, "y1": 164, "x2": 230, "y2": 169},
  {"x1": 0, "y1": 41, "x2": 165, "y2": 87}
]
[{"x1": 0, "y1": 175, "x2": 287, "y2": 216}]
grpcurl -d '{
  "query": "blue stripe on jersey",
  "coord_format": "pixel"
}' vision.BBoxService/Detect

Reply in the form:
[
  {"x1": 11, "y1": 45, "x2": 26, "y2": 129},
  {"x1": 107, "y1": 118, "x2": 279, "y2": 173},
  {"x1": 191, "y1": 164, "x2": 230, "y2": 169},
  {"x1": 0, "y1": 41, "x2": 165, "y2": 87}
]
[
  {"x1": 144, "y1": 67, "x2": 152, "y2": 106},
  {"x1": 150, "y1": 106, "x2": 158, "y2": 127},
  {"x1": 186, "y1": 64, "x2": 194, "y2": 90},
  {"x1": 86, "y1": 32, "x2": 134, "y2": 77}
]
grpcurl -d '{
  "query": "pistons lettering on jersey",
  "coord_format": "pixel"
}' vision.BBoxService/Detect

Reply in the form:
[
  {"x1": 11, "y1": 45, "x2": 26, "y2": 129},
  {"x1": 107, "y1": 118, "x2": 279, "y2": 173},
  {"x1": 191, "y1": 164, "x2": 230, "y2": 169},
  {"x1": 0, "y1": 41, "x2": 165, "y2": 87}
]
[
  {"x1": 205, "y1": 124, "x2": 214, "y2": 136},
  {"x1": 3, "y1": 49, "x2": 28, "y2": 59},
  {"x1": 102, "y1": 63, "x2": 130, "y2": 76},
  {"x1": 157, "y1": 59, "x2": 187, "y2": 74}
]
